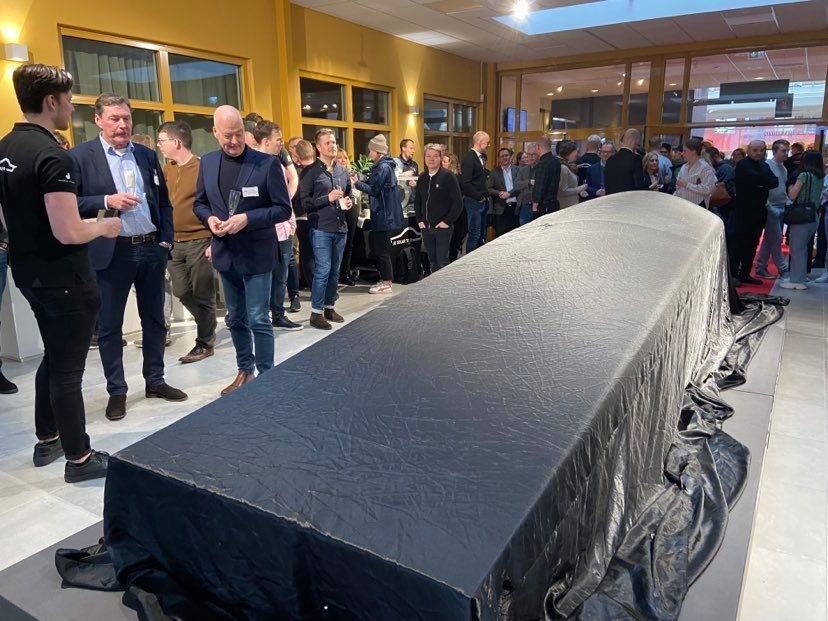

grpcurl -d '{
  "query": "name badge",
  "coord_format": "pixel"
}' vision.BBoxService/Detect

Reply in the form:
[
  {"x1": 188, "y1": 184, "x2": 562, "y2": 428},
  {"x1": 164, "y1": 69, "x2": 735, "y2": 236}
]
[
  {"x1": 153, "y1": 174, "x2": 160, "y2": 186},
  {"x1": 242, "y1": 186, "x2": 259, "y2": 198}
]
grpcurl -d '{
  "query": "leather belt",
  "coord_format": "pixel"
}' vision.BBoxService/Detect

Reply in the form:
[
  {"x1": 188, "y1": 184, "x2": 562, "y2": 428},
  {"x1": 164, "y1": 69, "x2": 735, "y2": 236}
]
[{"x1": 117, "y1": 233, "x2": 158, "y2": 245}]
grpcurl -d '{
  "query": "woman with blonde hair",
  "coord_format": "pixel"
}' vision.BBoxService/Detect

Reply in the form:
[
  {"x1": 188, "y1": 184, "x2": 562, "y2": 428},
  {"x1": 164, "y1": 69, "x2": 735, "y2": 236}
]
[
  {"x1": 336, "y1": 148, "x2": 359, "y2": 286},
  {"x1": 643, "y1": 151, "x2": 665, "y2": 191}
]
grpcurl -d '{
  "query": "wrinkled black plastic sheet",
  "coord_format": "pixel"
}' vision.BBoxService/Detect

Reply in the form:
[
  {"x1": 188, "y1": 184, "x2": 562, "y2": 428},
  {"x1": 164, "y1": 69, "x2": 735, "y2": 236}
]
[{"x1": 101, "y1": 193, "x2": 782, "y2": 620}]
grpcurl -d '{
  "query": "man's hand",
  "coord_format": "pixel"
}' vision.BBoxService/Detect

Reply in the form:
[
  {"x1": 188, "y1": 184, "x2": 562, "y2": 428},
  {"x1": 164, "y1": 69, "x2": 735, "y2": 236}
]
[
  {"x1": 328, "y1": 188, "x2": 344, "y2": 202},
  {"x1": 418, "y1": 221, "x2": 426, "y2": 229},
  {"x1": 220, "y1": 213, "x2": 249, "y2": 235},
  {"x1": 207, "y1": 216, "x2": 226, "y2": 237},
  {"x1": 596, "y1": 188, "x2": 606, "y2": 197},
  {"x1": 343, "y1": 196, "x2": 353, "y2": 210},
  {"x1": 205, "y1": 246, "x2": 212, "y2": 262},
  {"x1": 676, "y1": 178, "x2": 688, "y2": 188},
  {"x1": 407, "y1": 179, "x2": 416, "y2": 188},
  {"x1": 532, "y1": 203, "x2": 539, "y2": 212},
  {"x1": 350, "y1": 173, "x2": 359, "y2": 185},
  {"x1": 435, "y1": 221, "x2": 450, "y2": 229},
  {"x1": 95, "y1": 217, "x2": 122, "y2": 238},
  {"x1": 106, "y1": 193, "x2": 140, "y2": 211},
  {"x1": 498, "y1": 191, "x2": 510, "y2": 200}
]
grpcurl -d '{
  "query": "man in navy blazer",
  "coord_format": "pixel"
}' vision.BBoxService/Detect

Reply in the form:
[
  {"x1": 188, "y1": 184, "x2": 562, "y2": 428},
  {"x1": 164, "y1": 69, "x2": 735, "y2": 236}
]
[
  {"x1": 71, "y1": 93, "x2": 187, "y2": 422},
  {"x1": 194, "y1": 105, "x2": 292, "y2": 395},
  {"x1": 584, "y1": 141, "x2": 616, "y2": 200}
]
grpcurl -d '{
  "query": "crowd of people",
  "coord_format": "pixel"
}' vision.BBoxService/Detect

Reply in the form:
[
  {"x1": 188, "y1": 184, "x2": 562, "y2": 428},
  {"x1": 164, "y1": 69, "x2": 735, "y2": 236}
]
[{"x1": 1, "y1": 63, "x2": 827, "y2": 483}]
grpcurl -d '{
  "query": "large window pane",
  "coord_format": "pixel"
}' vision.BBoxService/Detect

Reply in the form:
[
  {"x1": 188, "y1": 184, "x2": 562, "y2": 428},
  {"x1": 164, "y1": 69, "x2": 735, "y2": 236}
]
[
  {"x1": 301, "y1": 125, "x2": 345, "y2": 152},
  {"x1": 662, "y1": 59, "x2": 685, "y2": 124},
  {"x1": 352, "y1": 87, "x2": 388, "y2": 125},
  {"x1": 627, "y1": 62, "x2": 650, "y2": 126},
  {"x1": 453, "y1": 104, "x2": 475, "y2": 133},
  {"x1": 688, "y1": 47, "x2": 828, "y2": 124},
  {"x1": 175, "y1": 113, "x2": 217, "y2": 157},
  {"x1": 71, "y1": 104, "x2": 163, "y2": 145},
  {"x1": 353, "y1": 128, "x2": 390, "y2": 159},
  {"x1": 63, "y1": 36, "x2": 160, "y2": 101},
  {"x1": 424, "y1": 134, "x2": 450, "y2": 155},
  {"x1": 695, "y1": 124, "x2": 821, "y2": 159},
  {"x1": 169, "y1": 54, "x2": 241, "y2": 108},
  {"x1": 424, "y1": 99, "x2": 449, "y2": 132},
  {"x1": 520, "y1": 64, "x2": 626, "y2": 131},
  {"x1": 300, "y1": 78, "x2": 344, "y2": 121},
  {"x1": 500, "y1": 75, "x2": 517, "y2": 132}
]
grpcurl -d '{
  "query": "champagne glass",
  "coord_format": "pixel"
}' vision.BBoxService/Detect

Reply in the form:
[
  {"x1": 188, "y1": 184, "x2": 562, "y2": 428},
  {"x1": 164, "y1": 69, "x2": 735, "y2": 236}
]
[
  {"x1": 121, "y1": 160, "x2": 137, "y2": 196},
  {"x1": 228, "y1": 189, "x2": 241, "y2": 217}
]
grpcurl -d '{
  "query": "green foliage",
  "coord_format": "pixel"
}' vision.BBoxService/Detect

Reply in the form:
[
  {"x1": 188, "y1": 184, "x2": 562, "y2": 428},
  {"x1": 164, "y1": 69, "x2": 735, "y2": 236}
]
[{"x1": 353, "y1": 154, "x2": 374, "y2": 174}]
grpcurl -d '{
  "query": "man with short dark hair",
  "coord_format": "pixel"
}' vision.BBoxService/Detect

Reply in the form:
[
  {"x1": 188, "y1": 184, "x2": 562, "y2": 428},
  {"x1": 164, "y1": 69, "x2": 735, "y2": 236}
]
[
  {"x1": 71, "y1": 93, "x2": 187, "y2": 421},
  {"x1": 604, "y1": 128, "x2": 646, "y2": 194},
  {"x1": 292, "y1": 139, "x2": 315, "y2": 295},
  {"x1": 299, "y1": 128, "x2": 353, "y2": 330},
  {"x1": 156, "y1": 120, "x2": 217, "y2": 362},
  {"x1": 0, "y1": 64, "x2": 123, "y2": 481},
  {"x1": 531, "y1": 136, "x2": 561, "y2": 216},
  {"x1": 755, "y1": 139, "x2": 791, "y2": 279},
  {"x1": 194, "y1": 106, "x2": 292, "y2": 394},
  {"x1": 516, "y1": 142, "x2": 538, "y2": 224},
  {"x1": 585, "y1": 142, "x2": 615, "y2": 199},
  {"x1": 488, "y1": 147, "x2": 529, "y2": 236}
]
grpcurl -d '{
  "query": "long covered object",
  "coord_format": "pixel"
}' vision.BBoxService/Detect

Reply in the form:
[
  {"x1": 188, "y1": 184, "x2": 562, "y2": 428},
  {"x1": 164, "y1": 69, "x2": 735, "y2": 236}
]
[{"x1": 104, "y1": 193, "x2": 736, "y2": 620}]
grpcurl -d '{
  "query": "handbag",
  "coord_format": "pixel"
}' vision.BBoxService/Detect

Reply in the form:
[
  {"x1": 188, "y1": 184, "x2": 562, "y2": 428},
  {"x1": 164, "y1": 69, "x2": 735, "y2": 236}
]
[
  {"x1": 783, "y1": 173, "x2": 818, "y2": 225},
  {"x1": 709, "y1": 182, "x2": 731, "y2": 208}
]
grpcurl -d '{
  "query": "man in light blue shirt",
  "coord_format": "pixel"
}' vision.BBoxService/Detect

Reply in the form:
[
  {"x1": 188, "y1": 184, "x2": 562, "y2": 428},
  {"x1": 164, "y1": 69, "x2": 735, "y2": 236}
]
[
  {"x1": 99, "y1": 134, "x2": 156, "y2": 237},
  {"x1": 755, "y1": 139, "x2": 790, "y2": 279}
]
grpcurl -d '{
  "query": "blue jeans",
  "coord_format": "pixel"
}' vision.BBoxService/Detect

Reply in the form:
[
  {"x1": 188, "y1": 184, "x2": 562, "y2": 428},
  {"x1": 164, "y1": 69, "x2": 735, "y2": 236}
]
[
  {"x1": 270, "y1": 237, "x2": 293, "y2": 318},
  {"x1": 464, "y1": 196, "x2": 488, "y2": 253},
  {"x1": 310, "y1": 229, "x2": 346, "y2": 313},
  {"x1": 518, "y1": 203, "x2": 534, "y2": 227},
  {"x1": 220, "y1": 268, "x2": 273, "y2": 374},
  {"x1": 756, "y1": 205, "x2": 788, "y2": 274},
  {"x1": 0, "y1": 248, "x2": 7, "y2": 371},
  {"x1": 788, "y1": 221, "x2": 819, "y2": 284}
]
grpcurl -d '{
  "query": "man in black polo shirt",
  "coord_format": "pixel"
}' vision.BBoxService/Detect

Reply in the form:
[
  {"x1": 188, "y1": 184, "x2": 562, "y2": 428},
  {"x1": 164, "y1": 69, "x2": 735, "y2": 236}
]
[{"x1": 0, "y1": 64, "x2": 121, "y2": 482}]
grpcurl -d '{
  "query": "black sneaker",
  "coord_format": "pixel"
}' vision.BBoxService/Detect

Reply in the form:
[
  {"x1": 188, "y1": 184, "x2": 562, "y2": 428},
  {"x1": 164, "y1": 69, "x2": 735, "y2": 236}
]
[
  {"x1": 0, "y1": 371, "x2": 17, "y2": 394},
  {"x1": 33, "y1": 438, "x2": 64, "y2": 467},
  {"x1": 272, "y1": 315, "x2": 304, "y2": 331},
  {"x1": 64, "y1": 450, "x2": 109, "y2": 483},
  {"x1": 288, "y1": 295, "x2": 301, "y2": 313}
]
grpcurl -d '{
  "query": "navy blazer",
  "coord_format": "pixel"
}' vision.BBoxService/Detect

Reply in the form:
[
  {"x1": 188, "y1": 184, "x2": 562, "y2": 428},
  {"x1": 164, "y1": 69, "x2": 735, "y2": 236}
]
[
  {"x1": 585, "y1": 162, "x2": 605, "y2": 199},
  {"x1": 193, "y1": 147, "x2": 291, "y2": 276},
  {"x1": 70, "y1": 138, "x2": 173, "y2": 270}
]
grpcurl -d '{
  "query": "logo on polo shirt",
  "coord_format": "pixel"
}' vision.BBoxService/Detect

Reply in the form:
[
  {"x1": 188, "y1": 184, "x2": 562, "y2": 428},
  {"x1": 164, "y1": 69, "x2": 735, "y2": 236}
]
[{"x1": 0, "y1": 158, "x2": 17, "y2": 173}]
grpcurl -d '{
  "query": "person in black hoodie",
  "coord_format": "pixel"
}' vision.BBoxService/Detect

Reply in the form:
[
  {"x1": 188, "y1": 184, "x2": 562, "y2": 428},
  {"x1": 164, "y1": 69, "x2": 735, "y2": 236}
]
[{"x1": 415, "y1": 144, "x2": 463, "y2": 272}]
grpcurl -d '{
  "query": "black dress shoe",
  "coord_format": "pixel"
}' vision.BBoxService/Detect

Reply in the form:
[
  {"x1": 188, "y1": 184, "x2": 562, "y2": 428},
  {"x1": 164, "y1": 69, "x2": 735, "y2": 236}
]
[
  {"x1": 33, "y1": 438, "x2": 64, "y2": 467},
  {"x1": 179, "y1": 345, "x2": 214, "y2": 364},
  {"x1": 740, "y1": 275, "x2": 763, "y2": 285},
  {"x1": 106, "y1": 394, "x2": 127, "y2": 421},
  {"x1": 339, "y1": 274, "x2": 356, "y2": 286},
  {"x1": 0, "y1": 371, "x2": 18, "y2": 394},
  {"x1": 64, "y1": 450, "x2": 109, "y2": 483},
  {"x1": 145, "y1": 382, "x2": 188, "y2": 402}
]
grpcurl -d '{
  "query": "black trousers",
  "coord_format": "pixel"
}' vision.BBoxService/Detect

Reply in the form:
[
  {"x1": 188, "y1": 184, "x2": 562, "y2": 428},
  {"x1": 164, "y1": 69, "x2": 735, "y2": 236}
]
[
  {"x1": 296, "y1": 219, "x2": 315, "y2": 289},
  {"x1": 340, "y1": 204, "x2": 359, "y2": 280},
  {"x1": 370, "y1": 230, "x2": 393, "y2": 281},
  {"x1": 449, "y1": 205, "x2": 468, "y2": 262},
  {"x1": 20, "y1": 280, "x2": 100, "y2": 461},
  {"x1": 96, "y1": 240, "x2": 168, "y2": 396},
  {"x1": 168, "y1": 238, "x2": 216, "y2": 349},
  {"x1": 421, "y1": 227, "x2": 453, "y2": 272},
  {"x1": 494, "y1": 204, "x2": 519, "y2": 237},
  {"x1": 732, "y1": 209, "x2": 766, "y2": 278}
]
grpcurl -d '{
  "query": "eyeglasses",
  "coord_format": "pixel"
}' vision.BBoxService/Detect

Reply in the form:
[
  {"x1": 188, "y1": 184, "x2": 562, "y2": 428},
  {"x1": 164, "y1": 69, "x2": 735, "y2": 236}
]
[{"x1": 156, "y1": 138, "x2": 177, "y2": 144}]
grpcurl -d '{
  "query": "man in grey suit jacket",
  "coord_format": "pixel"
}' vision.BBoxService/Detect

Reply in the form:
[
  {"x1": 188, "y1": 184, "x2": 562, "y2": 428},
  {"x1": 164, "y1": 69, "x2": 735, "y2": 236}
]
[{"x1": 487, "y1": 147, "x2": 530, "y2": 237}]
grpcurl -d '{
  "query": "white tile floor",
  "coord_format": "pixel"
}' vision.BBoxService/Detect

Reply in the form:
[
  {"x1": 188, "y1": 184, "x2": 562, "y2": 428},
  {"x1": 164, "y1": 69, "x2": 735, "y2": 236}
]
[{"x1": 0, "y1": 274, "x2": 825, "y2": 619}]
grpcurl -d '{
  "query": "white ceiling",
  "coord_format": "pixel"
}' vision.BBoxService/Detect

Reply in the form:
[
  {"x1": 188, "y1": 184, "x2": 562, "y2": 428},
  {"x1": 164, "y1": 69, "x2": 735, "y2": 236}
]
[{"x1": 290, "y1": 0, "x2": 828, "y2": 63}]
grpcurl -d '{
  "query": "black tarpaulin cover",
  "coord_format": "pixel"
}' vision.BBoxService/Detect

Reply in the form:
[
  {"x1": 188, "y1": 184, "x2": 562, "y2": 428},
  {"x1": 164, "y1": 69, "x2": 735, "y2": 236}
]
[{"x1": 101, "y1": 192, "x2": 781, "y2": 620}]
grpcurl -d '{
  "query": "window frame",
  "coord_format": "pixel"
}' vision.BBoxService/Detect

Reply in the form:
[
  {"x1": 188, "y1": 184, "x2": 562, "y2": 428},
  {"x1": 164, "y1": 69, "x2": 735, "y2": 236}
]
[{"x1": 423, "y1": 95, "x2": 478, "y2": 156}]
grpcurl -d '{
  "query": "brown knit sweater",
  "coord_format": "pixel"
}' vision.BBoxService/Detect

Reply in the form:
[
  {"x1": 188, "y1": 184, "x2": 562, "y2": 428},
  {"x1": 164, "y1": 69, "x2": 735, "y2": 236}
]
[{"x1": 164, "y1": 157, "x2": 210, "y2": 242}]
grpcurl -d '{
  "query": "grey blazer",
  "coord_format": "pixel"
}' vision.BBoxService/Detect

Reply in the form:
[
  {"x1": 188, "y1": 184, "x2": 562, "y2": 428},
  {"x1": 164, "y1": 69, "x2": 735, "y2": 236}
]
[{"x1": 487, "y1": 165, "x2": 530, "y2": 215}]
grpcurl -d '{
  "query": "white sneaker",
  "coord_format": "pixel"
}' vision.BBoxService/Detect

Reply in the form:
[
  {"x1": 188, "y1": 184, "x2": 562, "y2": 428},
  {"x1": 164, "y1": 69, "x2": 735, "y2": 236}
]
[
  {"x1": 779, "y1": 281, "x2": 807, "y2": 290},
  {"x1": 368, "y1": 282, "x2": 392, "y2": 294},
  {"x1": 814, "y1": 272, "x2": 828, "y2": 283}
]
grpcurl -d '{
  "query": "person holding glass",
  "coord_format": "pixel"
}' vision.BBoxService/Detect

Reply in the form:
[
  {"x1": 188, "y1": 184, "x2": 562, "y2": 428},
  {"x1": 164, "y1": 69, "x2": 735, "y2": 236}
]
[
  {"x1": 673, "y1": 138, "x2": 717, "y2": 208},
  {"x1": 643, "y1": 152, "x2": 665, "y2": 191}
]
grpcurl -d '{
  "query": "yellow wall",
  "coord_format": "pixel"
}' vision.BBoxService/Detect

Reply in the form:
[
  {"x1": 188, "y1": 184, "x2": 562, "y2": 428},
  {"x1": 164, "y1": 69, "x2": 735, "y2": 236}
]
[{"x1": 0, "y1": 1, "x2": 488, "y2": 154}]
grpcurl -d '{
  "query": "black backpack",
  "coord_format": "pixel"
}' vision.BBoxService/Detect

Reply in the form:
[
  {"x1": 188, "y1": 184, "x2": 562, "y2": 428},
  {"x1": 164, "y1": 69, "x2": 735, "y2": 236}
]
[{"x1": 393, "y1": 246, "x2": 420, "y2": 284}]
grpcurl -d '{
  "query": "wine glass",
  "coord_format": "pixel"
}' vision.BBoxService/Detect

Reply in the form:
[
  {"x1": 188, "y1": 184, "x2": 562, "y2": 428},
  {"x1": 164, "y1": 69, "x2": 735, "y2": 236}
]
[{"x1": 228, "y1": 189, "x2": 241, "y2": 217}]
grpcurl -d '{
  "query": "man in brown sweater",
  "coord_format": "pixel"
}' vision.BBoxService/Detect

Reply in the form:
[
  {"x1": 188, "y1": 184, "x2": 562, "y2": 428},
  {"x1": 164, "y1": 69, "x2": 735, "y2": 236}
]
[{"x1": 157, "y1": 120, "x2": 216, "y2": 363}]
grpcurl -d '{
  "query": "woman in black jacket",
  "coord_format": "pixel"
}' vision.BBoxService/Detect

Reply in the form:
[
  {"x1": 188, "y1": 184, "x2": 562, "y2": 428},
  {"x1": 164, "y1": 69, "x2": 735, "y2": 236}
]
[{"x1": 415, "y1": 144, "x2": 463, "y2": 272}]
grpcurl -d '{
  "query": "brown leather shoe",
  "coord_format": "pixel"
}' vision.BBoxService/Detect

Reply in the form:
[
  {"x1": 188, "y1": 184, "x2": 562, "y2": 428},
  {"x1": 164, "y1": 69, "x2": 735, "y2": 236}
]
[
  {"x1": 220, "y1": 370, "x2": 255, "y2": 396},
  {"x1": 324, "y1": 308, "x2": 344, "y2": 323},
  {"x1": 179, "y1": 345, "x2": 214, "y2": 364},
  {"x1": 310, "y1": 312, "x2": 332, "y2": 330}
]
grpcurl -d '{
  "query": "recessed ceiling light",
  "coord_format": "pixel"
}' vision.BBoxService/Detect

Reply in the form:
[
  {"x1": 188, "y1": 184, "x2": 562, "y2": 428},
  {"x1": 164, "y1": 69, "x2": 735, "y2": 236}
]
[
  {"x1": 637, "y1": 78, "x2": 644, "y2": 86},
  {"x1": 617, "y1": 81, "x2": 622, "y2": 86},
  {"x1": 546, "y1": 92, "x2": 555, "y2": 96},
  {"x1": 754, "y1": 76, "x2": 765, "y2": 80},
  {"x1": 557, "y1": 85, "x2": 563, "y2": 92},
  {"x1": 591, "y1": 89, "x2": 599, "y2": 92},
  {"x1": 669, "y1": 83, "x2": 677, "y2": 86}
]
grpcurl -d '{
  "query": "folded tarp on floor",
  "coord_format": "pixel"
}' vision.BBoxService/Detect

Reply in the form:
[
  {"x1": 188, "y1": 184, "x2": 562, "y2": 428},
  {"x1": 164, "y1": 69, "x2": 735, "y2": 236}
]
[{"x1": 102, "y1": 192, "x2": 766, "y2": 620}]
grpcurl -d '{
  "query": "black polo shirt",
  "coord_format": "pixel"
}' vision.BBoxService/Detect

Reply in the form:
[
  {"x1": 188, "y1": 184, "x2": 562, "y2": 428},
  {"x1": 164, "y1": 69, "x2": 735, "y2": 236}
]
[{"x1": 0, "y1": 123, "x2": 93, "y2": 287}]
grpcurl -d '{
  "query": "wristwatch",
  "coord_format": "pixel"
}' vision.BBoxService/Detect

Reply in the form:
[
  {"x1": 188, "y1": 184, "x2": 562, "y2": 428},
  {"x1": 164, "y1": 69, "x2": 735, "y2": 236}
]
[{"x1": 159, "y1": 241, "x2": 172, "y2": 250}]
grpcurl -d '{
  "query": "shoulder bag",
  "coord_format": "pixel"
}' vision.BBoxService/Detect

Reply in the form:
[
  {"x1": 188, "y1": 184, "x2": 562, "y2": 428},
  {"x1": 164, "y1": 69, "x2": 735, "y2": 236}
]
[{"x1": 783, "y1": 173, "x2": 817, "y2": 225}]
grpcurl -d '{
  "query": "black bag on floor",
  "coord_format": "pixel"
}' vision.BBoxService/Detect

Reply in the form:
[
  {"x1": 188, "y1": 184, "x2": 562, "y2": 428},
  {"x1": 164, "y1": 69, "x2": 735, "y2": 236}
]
[{"x1": 393, "y1": 245, "x2": 420, "y2": 284}]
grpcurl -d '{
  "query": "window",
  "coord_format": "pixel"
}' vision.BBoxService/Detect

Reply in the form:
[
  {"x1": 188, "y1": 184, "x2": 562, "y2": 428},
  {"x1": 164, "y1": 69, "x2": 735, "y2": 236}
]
[
  {"x1": 688, "y1": 46, "x2": 828, "y2": 124},
  {"x1": 627, "y1": 62, "x2": 651, "y2": 126},
  {"x1": 61, "y1": 29, "x2": 244, "y2": 156},
  {"x1": 423, "y1": 97, "x2": 477, "y2": 158},
  {"x1": 500, "y1": 75, "x2": 518, "y2": 133},
  {"x1": 662, "y1": 59, "x2": 685, "y2": 124},
  {"x1": 299, "y1": 74, "x2": 391, "y2": 158}
]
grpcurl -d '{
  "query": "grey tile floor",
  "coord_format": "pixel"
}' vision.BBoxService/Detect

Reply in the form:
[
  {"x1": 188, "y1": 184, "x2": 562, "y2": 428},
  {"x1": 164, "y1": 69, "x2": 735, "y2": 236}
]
[{"x1": 0, "y1": 274, "x2": 825, "y2": 619}]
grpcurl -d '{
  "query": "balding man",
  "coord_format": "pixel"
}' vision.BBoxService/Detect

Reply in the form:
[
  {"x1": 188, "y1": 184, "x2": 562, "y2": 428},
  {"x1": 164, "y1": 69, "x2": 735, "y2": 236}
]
[
  {"x1": 193, "y1": 106, "x2": 292, "y2": 395},
  {"x1": 460, "y1": 131, "x2": 491, "y2": 252},
  {"x1": 604, "y1": 128, "x2": 646, "y2": 195},
  {"x1": 730, "y1": 140, "x2": 779, "y2": 285},
  {"x1": 531, "y1": 136, "x2": 561, "y2": 216}
]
